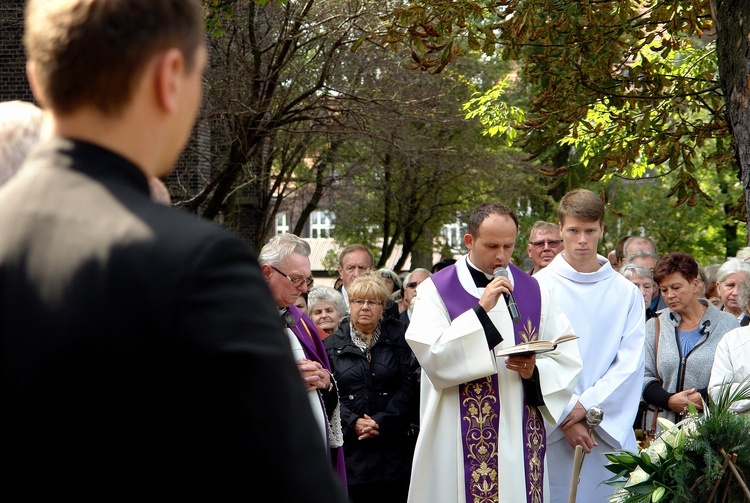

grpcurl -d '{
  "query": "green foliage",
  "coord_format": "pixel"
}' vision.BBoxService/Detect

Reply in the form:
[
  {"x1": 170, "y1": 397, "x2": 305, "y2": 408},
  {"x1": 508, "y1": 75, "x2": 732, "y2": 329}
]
[
  {"x1": 605, "y1": 176, "x2": 745, "y2": 264},
  {"x1": 323, "y1": 50, "x2": 549, "y2": 269},
  {"x1": 463, "y1": 78, "x2": 526, "y2": 145},
  {"x1": 381, "y1": 0, "x2": 747, "y2": 235}
]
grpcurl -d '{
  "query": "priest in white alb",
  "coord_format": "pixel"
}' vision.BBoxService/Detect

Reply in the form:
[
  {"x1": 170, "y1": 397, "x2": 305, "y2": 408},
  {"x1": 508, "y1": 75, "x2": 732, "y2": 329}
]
[{"x1": 406, "y1": 202, "x2": 582, "y2": 503}]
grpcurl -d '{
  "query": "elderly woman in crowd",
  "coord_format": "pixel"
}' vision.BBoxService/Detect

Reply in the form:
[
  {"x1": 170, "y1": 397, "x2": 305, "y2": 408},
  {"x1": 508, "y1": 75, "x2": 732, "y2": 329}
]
[
  {"x1": 621, "y1": 262, "x2": 656, "y2": 320},
  {"x1": 716, "y1": 257, "x2": 750, "y2": 322},
  {"x1": 709, "y1": 277, "x2": 750, "y2": 412},
  {"x1": 642, "y1": 252, "x2": 739, "y2": 431},
  {"x1": 324, "y1": 271, "x2": 419, "y2": 503},
  {"x1": 308, "y1": 286, "x2": 347, "y2": 340},
  {"x1": 377, "y1": 268, "x2": 402, "y2": 320}
]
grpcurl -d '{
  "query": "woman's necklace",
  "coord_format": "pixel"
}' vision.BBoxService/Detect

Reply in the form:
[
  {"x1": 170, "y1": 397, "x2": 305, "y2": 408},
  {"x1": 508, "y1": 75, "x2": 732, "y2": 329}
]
[
  {"x1": 679, "y1": 305, "x2": 707, "y2": 331},
  {"x1": 679, "y1": 318, "x2": 701, "y2": 331}
]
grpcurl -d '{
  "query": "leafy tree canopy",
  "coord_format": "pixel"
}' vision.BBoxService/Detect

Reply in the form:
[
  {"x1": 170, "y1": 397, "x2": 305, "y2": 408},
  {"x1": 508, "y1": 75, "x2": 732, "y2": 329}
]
[{"x1": 379, "y1": 0, "x2": 749, "y2": 254}]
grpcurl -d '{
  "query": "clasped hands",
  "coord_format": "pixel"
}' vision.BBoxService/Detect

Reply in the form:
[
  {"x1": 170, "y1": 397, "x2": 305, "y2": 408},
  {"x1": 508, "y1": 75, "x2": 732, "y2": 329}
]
[
  {"x1": 668, "y1": 387, "x2": 703, "y2": 415},
  {"x1": 560, "y1": 402, "x2": 597, "y2": 454},
  {"x1": 354, "y1": 414, "x2": 380, "y2": 440}
]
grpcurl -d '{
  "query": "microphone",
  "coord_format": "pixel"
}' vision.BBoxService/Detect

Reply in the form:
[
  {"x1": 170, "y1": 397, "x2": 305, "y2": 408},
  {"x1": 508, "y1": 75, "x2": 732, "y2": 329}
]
[{"x1": 493, "y1": 267, "x2": 521, "y2": 323}]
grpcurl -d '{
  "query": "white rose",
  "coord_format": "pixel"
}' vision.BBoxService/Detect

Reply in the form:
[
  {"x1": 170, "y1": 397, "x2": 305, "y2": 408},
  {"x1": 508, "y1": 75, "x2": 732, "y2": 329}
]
[{"x1": 625, "y1": 466, "x2": 651, "y2": 486}]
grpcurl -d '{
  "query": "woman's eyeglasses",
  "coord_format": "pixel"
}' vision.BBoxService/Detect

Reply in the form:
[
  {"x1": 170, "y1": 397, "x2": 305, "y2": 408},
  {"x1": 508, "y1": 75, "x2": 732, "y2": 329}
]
[{"x1": 350, "y1": 299, "x2": 383, "y2": 307}]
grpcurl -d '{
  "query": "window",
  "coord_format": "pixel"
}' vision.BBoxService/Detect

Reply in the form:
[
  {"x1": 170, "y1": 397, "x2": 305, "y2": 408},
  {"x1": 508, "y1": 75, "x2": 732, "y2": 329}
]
[
  {"x1": 276, "y1": 213, "x2": 289, "y2": 235},
  {"x1": 310, "y1": 210, "x2": 333, "y2": 238},
  {"x1": 442, "y1": 220, "x2": 464, "y2": 251}
]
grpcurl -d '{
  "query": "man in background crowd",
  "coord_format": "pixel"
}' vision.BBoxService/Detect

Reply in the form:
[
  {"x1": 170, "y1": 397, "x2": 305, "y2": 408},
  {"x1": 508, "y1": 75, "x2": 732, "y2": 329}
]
[
  {"x1": 336, "y1": 243, "x2": 374, "y2": 304},
  {"x1": 259, "y1": 234, "x2": 346, "y2": 486},
  {"x1": 526, "y1": 220, "x2": 564, "y2": 275},
  {"x1": 623, "y1": 236, "x2": 657, "y2": 261},
  {"x1": 399, "y1": 267, "x2": 431, "y2": 328}
]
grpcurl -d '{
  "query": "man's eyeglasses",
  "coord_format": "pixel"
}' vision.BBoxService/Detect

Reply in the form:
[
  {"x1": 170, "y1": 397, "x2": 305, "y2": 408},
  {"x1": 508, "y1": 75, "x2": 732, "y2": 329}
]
[
  {"x1": 529, "y1": 239, "x2": 563, "y2": 249},
  {"x1": 405, "y1": 282, "x2": 421, "y2": 289},
  {"x1": 271, "y1": 265, "x2": 313, "y2": 288},
  {"x1": 350, "y1": 299, "x2": 383, "y2": 307}
]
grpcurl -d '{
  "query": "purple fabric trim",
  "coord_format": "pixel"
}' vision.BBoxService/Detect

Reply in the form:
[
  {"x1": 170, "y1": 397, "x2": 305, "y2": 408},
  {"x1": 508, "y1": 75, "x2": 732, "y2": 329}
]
[
  {"x1": 432, "y1": 263, "x2": 545, "y2": 503},
  {"x1": 288, "y1": 305, "x2": 331, "y2": 369},
  {"x1": 430, "y1": 265, "x2": 477, "y2": 321},
  {"x1": 507, "y1": 264, "x2": 546, "y2": 503},
  {"x1": 287, "y1": 305, "x2": 347, "y2": 489},
  {"x1": 507, "y1": 264, "x2": 541, "y2": 343}
]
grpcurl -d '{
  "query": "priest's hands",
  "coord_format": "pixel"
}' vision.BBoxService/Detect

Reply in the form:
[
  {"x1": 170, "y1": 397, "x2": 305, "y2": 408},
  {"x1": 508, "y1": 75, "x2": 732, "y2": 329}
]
[
  {"x1": 297, "y1": 358, "x2": 331, "y2": 391},
  {"x1": 506, "y1": 354, "x2": 536, "y2": 379},
  {"x1": 478, "y1": 276, "x2": 513, "y2": 313}
]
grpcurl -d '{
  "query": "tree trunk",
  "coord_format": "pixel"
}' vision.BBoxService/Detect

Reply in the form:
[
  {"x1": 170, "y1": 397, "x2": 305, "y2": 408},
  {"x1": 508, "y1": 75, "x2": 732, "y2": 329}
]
[{"x1": 712, "y1": 0, "x2": 750, "y2": 246}]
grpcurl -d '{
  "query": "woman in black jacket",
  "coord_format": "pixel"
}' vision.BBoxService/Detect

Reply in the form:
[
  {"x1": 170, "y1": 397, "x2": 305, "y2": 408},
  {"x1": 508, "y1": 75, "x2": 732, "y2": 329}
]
[{"x1": 324, "y1": 270, "x2": 419, "y2": 503}]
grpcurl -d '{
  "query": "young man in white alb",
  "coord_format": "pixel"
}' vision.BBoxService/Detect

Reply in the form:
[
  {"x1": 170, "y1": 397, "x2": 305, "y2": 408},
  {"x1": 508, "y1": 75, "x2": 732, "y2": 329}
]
[{"x1": 534, "y1": 189, "x2": 645, "y2": 503}]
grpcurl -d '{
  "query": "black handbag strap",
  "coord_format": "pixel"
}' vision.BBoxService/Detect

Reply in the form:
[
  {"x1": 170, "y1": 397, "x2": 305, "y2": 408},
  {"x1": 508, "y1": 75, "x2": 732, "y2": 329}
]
[{"x1": 650, "y1": 315, "x2": 662, "y2": 432}]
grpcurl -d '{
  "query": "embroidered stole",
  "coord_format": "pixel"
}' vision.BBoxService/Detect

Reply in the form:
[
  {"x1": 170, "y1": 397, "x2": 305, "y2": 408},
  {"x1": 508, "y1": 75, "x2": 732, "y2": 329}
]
[{"x1": 431, "y1": 263, "x2": 545, "y2": 503}]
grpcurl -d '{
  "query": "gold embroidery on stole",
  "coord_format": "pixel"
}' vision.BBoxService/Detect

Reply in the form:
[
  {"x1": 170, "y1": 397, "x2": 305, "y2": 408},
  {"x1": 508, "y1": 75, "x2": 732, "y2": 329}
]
[{"x1": 461, "y1": 377, "x2": 499, "y2": 503}]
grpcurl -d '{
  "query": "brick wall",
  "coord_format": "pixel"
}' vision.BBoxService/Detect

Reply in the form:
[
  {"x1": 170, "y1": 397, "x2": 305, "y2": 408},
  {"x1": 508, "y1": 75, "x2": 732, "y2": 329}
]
[{"x1": 0, "y1": 1, "x2": 33, "y2": 102}]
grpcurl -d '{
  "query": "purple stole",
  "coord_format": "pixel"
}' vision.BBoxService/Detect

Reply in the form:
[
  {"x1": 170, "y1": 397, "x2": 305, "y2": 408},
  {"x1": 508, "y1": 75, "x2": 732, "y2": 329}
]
[
  {"x1": 431, "y1": 263, "x2": 545, "y2": 503},
  {"x1": 287, "y1": 305, "x2": 348, "y2": 489}
]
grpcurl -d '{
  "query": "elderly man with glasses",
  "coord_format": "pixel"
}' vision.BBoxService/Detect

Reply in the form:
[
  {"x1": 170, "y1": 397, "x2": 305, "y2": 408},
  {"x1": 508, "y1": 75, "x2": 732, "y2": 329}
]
[
  {"x1": 259, "y1": 233, "x2": 347, "y2": 488},
  {"x1": 526, "y1": 220, "x2": 564, "y2": 275}
]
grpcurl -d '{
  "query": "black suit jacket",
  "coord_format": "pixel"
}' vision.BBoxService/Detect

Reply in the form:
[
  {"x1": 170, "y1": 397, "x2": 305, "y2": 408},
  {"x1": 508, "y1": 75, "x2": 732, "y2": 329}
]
[{"x1": 0, "y1": 139, "x2": 348, "y2": 501}]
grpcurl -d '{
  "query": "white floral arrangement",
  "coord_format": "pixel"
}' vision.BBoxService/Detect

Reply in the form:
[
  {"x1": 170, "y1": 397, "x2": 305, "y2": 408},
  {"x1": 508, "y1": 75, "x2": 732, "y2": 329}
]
[{"x1": 604, "y1": 378, "x2": 750, "y2": 503}]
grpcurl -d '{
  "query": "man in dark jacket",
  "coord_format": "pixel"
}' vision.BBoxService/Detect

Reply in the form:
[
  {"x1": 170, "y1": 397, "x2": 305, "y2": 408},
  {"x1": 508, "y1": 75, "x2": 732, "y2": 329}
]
[{"x1": 0, "y1": 1, "x2": 348, "y2": 501}]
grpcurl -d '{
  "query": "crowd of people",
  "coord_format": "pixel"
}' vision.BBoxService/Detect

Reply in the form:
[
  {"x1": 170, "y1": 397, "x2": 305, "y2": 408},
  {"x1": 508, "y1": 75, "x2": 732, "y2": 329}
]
[
  {"x1": 276, "y1": 195, "x2": 750, "y2": 503},
  {"x1": 3, "y1": 2, "x2": 750, "y2": 503}
]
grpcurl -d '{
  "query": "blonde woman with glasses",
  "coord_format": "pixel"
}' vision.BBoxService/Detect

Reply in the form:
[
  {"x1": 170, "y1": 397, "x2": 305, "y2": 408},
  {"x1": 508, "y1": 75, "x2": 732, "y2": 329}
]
[{"x1": 324, "y1": 271, "x2": 420, "y2": 503}]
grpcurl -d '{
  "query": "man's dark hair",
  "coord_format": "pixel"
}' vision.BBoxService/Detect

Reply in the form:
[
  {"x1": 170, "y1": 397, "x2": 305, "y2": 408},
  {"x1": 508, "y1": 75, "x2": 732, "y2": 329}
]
[
  {"x1": 467, "y1": 202, "x2": 518, "y2": 237},
  {"x1": 25, "y1": 0, "x2": 205, "y2": 115},
  {"x1": 431, "y1": 258, "x2": 457, "y2": 273}
]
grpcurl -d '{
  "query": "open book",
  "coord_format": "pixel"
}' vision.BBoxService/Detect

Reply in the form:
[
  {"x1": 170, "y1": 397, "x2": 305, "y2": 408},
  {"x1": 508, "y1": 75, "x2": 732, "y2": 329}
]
[{"x1": 494, "y1": 334, "x2": 578, "y2": 357}]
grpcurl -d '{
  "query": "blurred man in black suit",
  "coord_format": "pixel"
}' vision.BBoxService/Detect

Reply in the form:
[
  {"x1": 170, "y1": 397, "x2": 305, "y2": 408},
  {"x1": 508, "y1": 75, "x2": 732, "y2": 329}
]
[{"x1": 0, "y1": 1, "x2": 348, "y2": 501}]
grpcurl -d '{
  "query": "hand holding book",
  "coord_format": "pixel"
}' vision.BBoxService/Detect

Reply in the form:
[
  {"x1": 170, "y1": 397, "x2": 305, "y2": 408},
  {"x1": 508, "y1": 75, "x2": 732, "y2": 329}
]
[{"x1": 495, "y1": 334, "x2": 578, "y2": 357}]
